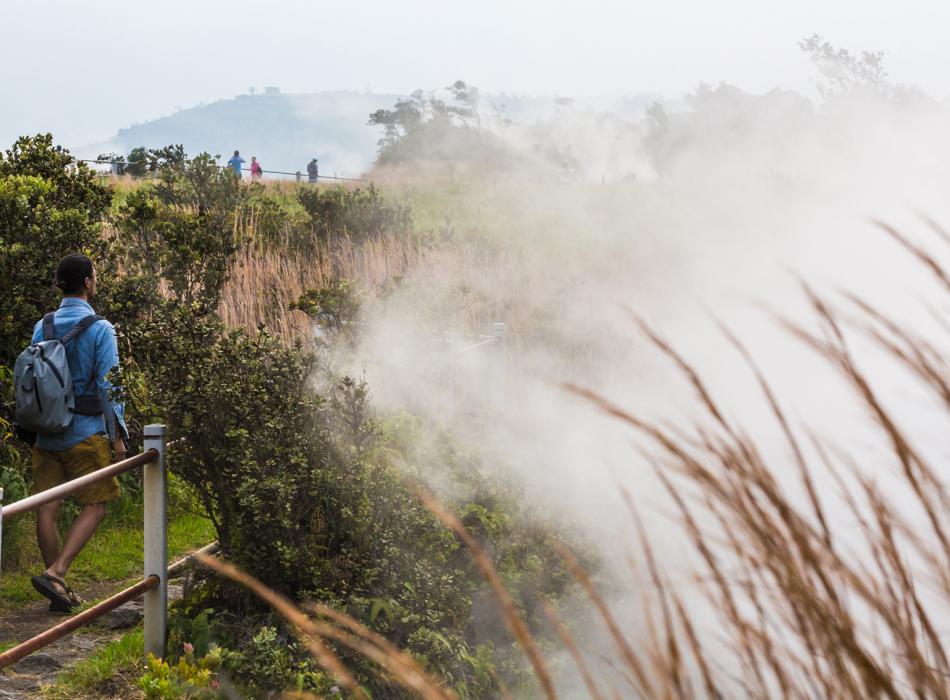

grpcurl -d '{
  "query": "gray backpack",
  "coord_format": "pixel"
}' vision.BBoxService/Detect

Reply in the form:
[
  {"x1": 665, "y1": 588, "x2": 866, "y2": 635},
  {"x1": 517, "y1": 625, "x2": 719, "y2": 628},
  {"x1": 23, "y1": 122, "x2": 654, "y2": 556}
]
[{"x1": 13, "y1": 312, "x2": 105, "y2": 435}]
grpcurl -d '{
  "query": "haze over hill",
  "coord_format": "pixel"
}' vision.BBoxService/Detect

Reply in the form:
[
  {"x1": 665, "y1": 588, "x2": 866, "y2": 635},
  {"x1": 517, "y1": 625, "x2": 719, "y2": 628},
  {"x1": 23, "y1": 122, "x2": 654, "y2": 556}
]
[{"x1": 80, "y1": 89, "x2": 657, "y2": 177}]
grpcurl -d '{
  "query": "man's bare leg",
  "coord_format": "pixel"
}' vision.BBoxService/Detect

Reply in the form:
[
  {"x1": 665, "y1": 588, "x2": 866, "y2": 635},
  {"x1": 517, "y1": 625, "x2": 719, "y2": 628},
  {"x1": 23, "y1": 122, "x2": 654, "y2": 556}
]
[
  {"x1": 46, "y1": 503, "x2": 107, "y2": 582},
  {"x1": 36, "y1": 500, "x2": 63, "y2": 569}
]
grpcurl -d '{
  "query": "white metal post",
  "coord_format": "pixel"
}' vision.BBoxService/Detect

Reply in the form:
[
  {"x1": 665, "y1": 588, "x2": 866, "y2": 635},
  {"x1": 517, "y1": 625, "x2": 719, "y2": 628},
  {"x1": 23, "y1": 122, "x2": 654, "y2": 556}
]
[
  {"x1": 491, "y1": 322, "x2": 507, "y2": 413},
  {"x1": 143, "y1": 424, "x2": 168, "y2": 660}
]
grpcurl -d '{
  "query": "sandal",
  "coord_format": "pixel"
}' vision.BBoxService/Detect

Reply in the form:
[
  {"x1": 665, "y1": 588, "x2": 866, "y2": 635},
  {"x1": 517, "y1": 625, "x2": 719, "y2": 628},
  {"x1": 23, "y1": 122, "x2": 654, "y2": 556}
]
[
  {"x1": 49, "y1": 587, "x2": 85, "y2": 614},
  {"x1": 31, "y1": 573, "x2": 78, "y2": 613}
]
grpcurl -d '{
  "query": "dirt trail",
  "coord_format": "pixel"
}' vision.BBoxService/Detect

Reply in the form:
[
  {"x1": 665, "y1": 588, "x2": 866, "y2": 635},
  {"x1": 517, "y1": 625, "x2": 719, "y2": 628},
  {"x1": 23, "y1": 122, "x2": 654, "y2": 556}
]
[{"x1": 0, "y1": 580, "x2": 183, "y2": 698}]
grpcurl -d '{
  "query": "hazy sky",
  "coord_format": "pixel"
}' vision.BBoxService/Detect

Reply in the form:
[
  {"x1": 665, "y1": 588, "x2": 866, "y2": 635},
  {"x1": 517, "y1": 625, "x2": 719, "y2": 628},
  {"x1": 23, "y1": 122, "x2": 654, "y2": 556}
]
[{"x1": 3, "y1": 0, "x2": 948, "y2": 149}]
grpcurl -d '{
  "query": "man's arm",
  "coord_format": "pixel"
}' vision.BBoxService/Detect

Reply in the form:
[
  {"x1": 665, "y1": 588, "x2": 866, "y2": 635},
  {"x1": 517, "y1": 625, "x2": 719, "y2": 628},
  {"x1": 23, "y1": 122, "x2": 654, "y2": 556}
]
[{"x1": 94, "y1": 323, "x2": 129, "y2": 458}]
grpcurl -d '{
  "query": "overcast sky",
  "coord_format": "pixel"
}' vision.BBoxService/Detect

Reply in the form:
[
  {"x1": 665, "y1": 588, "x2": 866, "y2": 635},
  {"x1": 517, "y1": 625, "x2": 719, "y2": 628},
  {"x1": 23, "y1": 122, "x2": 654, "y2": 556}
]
[{"x1": 3, "y1": 0, "x2": 948, "y2": 150}]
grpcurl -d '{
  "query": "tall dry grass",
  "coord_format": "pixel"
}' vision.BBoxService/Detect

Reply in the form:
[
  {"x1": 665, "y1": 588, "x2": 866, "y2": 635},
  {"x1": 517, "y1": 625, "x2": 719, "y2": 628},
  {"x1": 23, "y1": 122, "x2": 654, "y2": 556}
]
[
  {"x1": 551, "y1": 220, "x2": 950, "y2": 698},
  {"x1": 201, "y1": 221, "x2": 950, "y2": 697},
  {"x1": 219, "y1": 230, "x2": 424, "y2": 341},
  {"x1": 219, "y1": 203, "x2": 592, "y2": 358}
]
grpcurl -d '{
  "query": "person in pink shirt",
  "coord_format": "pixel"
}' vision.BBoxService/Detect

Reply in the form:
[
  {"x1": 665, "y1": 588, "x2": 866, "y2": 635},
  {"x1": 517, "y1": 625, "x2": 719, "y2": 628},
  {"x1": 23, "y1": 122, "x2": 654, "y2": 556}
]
[{"x1": 250, "y1": 156, "x2": 263, "y2": 181}]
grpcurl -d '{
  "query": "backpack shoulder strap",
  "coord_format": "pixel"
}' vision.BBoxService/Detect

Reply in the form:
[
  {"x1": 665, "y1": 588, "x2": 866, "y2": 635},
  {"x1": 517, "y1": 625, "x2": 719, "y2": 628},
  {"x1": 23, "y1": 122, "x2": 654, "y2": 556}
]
[
  {"x1": 41, "y1": 312, "x2": 56, "y2": 341},
  {"x1": 60, "y1": 314, "x2": 106, "y2": 345}
]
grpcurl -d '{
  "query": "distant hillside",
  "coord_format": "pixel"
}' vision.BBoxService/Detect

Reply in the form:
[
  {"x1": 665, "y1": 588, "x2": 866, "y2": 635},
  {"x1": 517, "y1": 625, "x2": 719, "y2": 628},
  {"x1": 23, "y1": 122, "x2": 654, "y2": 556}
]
[
  {"x1": 81, "y1": 89, "x2": 657, "y2": 178},
  {"x1": 94, "y1": 90, "x2": 397, "y2": 178}
]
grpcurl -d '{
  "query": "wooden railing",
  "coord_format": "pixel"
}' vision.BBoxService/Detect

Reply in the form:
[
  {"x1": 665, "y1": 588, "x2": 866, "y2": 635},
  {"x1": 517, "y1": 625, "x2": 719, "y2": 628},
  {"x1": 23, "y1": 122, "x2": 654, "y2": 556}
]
[{"x1": 0, "y1": 424, "x2": 168, "y2": 667}]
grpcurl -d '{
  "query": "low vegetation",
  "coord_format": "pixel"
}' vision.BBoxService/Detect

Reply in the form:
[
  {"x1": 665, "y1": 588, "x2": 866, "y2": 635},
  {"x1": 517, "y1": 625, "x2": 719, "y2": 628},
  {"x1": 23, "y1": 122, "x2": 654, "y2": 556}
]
[
  {"x1": 0, "y1": 135, "x2": 585, "y2": 698},
  {"x1": 186, "y1": 221, "x2": 950, "y2": 700}
]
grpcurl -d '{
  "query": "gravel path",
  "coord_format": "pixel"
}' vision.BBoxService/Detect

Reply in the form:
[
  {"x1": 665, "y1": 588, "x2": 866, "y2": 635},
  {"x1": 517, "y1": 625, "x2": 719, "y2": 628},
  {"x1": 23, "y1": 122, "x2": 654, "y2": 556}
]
[{"x1": 0, "y1": 581, "x2": 183, "y2": 698}]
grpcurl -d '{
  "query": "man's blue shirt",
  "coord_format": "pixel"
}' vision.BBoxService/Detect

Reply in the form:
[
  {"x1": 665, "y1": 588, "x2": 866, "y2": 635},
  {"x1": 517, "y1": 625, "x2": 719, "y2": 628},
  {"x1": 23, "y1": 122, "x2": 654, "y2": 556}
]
[
  {"x1": 31, "y1": 298, "x2": 128, "y2": 451},
  {"x1": 227, "y1": 156, "x2": 245, "y2": 175}
]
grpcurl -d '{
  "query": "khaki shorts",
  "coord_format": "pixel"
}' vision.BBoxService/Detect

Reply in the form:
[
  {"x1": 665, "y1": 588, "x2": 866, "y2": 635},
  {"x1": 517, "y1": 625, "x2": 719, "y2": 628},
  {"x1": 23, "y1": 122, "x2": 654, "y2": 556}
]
[{"x1": 32, "y1": 434, "x2": 120, "y2": 506}]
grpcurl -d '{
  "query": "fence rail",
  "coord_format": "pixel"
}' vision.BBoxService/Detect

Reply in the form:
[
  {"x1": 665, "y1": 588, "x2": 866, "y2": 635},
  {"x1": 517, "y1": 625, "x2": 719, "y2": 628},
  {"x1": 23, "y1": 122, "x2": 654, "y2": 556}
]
[
  {"x1": 0, "y1": 424, "x2": 169, "y2": 667},
  {"x1": 76, "y1": 159, "x2": 364, "y2": 183},
  {"x1": 0, "y1": 576, "x2": 159, "y2": 669},
  {"x1": 1, "y1": 449, "x2": 157, "y2": 520}
]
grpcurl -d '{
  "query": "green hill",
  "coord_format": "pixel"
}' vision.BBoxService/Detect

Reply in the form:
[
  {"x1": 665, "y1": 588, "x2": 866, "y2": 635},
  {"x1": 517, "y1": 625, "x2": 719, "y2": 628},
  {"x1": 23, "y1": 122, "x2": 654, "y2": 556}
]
[{"x1": 104, "y1": 90, "x2": 398, "y2": 178}]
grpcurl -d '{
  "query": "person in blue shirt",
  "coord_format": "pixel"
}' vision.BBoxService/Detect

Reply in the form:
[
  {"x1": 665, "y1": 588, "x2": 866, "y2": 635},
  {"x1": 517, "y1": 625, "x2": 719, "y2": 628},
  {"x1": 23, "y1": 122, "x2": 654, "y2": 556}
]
[
  {"x1": 29, "y1": 254, "x2": 129, "y2": 613},
  {"x1": 227, "y1": 150, "x2": 245, "y2": 177}
]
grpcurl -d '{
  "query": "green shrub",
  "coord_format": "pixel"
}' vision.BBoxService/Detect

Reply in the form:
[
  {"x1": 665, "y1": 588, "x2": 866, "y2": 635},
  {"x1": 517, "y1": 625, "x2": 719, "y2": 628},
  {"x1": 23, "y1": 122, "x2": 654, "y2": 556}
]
[
  {"x1": 139, "y1": 648, "x2": 223, "y2": 699},
  {"x1": 218, "y1": 624, "x2": 339, "y2": 695},
  {"x1": 131, "y1": 309, "x2": 525, "y2": 695},
  {"x1": 109, "y1": 170, "x2": 238, "y2": 309},
  {"x1": 291, "y1": 279, "x2": 363, "y2": 344},
  {"x1": 241, "y1": 184, "x2": 310, "y2": 248},
  {"x1": 297, "y1": 183, "x2": 411, "y2": 242},
  {"x1": 0, "y1": 134, "x2": 111, "y2": 369},
  {"x1": 136, "y1": 313, "x2": 333, "y2": 592},
  {"x1": 0, "y1": 134, "x2": 114, "y2": 557}
]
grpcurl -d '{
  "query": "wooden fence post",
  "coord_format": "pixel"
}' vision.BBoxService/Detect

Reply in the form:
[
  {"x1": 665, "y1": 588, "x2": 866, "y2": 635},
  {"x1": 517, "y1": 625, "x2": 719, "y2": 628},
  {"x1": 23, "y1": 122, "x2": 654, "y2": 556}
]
[{"x1": 143, "y1": 424, "x2": 167, "y2": 660}]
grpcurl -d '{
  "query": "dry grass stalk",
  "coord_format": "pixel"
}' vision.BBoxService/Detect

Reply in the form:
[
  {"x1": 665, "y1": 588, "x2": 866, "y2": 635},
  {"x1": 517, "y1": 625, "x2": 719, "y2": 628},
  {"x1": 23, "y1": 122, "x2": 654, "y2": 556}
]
[
  {"x1": 219, "y1": 231, "x2": 424, "y2": 341},
  {"x1": 553, "y1": 223, "x2": 950, "y2": 697},
  {"x1": 304, "y1": 602, "x2": 456, "y2": 700},
  {"x1": 195, "y1": 553, "x2": 365, "y2": 697},
  {"x1": 196, "y1": 553, "x2": 456, "y2": 700},
  {"x1": 540, "y1": 599, "x2": 606, "y2": 700},
  {"x1": 553, "y1": 542, "x2": 655, "y2": 698},
  {"x1": 414, "y1": 488, "x2": 560, "y2": 700}
]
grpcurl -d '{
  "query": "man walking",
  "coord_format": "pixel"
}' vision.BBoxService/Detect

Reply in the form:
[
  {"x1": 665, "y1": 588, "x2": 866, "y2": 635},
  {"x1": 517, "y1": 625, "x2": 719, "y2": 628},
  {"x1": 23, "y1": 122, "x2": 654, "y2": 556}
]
[
  {"x1": 228, "y1": 150, "x2": 245, "y2": 177},
  {"x1": 28, "y1": 254, "x2": 128, "y2": 613},
  {"x1": 307, "y1": 157, "x2": 319, "y2": 183}
]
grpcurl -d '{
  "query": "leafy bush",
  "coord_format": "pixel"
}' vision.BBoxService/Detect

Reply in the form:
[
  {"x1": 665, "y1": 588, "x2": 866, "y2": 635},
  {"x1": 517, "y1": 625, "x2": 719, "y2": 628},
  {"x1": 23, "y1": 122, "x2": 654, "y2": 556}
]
[
  {"x1": 0, "y1": 134, "x2": 114, "y2": 555},
  {"x1": 129, "y1": 303, "x2": 576, "y2": 695},
  {"x1": 136, "y1": 315, "x2": 333, "y2": 590},
  {"x1": 291, "y1": 279, "x2": 363, "y2": 342},
  {"x1": 297, "y1": 183, "x2": 411, "y2": 242},
  {"x1": 218, "y1": 625, "x2": 338, "y2": 695},
  {"x1": 111, "y1": 192, "x2": 236, "y2": 308},
  {"x1": 240, "y1": 184, "x2": 310, "y2": 247},
  {"x1": 139, "y1": 648, "x2": 223, "y2": 699},
  {"x1": 0, "y1": 134, "x2": 111, "y2": 369}
]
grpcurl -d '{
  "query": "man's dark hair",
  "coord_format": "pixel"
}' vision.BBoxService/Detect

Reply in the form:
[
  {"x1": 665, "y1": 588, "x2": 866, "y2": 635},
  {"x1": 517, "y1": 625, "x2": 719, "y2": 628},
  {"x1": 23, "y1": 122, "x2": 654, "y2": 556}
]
[
  {"x1": 55, "y1": 254, "x2": 94, "y2": 294},
  {"x1": 234, "y1": 150, "x2": 240, "y2": 156}
]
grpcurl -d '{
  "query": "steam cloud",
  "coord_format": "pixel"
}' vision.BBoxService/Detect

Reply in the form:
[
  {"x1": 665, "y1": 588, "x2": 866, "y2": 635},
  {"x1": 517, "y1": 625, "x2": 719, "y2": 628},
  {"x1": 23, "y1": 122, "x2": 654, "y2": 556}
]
[{"x1": 345, "y1": 79, "x2": 950, "y2": 688}]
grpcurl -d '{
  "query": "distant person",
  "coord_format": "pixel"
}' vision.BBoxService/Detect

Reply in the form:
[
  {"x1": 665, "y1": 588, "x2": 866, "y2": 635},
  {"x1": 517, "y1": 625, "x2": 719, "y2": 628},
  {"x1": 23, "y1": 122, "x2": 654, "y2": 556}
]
[
  {"x1": 250, "y1": 156, "x2": 262, "y2": 181},
  {"x1": 307, "y1": 158, "x2": 319, "y2": 184},
  {"x1": 558, "y1": 162, "x2": 575, "y2": 184},
  {"x1": 228, "y1": 150, "x2": 245, "y2": 177},
  {"x1": 17, "y1": 254, "x2": 128, "y2": 613}
]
